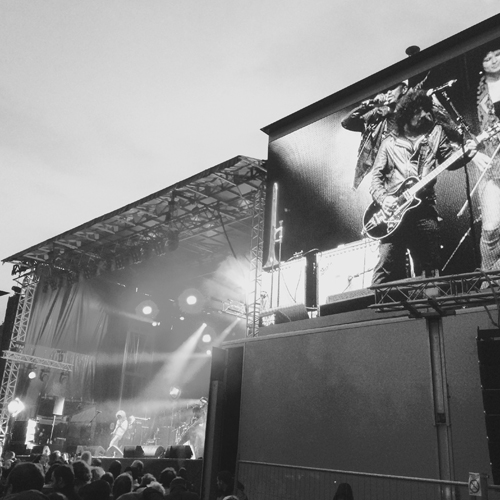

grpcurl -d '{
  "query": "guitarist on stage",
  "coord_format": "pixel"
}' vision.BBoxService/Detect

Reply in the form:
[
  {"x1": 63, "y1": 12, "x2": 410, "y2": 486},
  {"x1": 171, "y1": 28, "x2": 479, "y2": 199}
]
[
  {"x1": 369, "y1": 89, "x2": 477, "y2": 284},
  {"x1": 106, "y1": 410, "x2": 128, "y2": 457}
]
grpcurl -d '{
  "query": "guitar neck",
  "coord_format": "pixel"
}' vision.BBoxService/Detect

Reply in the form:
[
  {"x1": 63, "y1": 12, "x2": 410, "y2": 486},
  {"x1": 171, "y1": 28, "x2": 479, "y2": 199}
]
[
  {"x1": 404, "y1": 125, "x2": 500, "y2": 198},
  {"x1": 406, "y1": 147, "x2": 465, "y2": 198}
]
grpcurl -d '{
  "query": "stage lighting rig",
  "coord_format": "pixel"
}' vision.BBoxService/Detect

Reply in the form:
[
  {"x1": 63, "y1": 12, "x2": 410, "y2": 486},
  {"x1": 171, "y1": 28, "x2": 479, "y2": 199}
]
[
  {"x1": 135, "y1": 299, "x2": 159, "y2": 320},
  {"x1": 7, "y1": 398, "x2": 25, "y2": 417},
  {"x1": 178, "y1": 289, "x2": 206, "y2": 315},
  {"x1": 169, "y1": 386, "x2": 182, "y2": 399}
]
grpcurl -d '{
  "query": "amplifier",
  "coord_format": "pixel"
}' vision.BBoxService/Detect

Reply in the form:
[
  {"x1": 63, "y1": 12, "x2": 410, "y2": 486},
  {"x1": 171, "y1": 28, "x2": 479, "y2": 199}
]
[
  {"x1": 260, "y1": 256, "x2": 307, "y2": 312},
  {"x1": 316, "y1": 238, "x2": 379, "y2": 305}
]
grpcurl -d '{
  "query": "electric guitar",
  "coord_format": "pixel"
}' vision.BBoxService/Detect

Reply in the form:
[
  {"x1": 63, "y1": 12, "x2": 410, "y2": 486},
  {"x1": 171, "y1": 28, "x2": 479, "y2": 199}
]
[{"x1": 362, "y1": 123, "x2": 500, "y2": 240}]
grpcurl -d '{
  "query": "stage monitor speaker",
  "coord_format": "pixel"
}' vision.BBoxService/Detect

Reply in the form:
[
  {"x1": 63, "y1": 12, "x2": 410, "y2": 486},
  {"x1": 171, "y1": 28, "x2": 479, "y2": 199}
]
[
  {"x1": 84, "y1": 445, "x2": 106, "y2": 457},
  {"x1": 260, "y1": 304, "x2": 309, "y2": 326},
  {"x1": 141, "y1": 445, "x2": 165, "y2": 458},
  {"x1": 53, "y1": 396, "x2": 65, "y2": 416},
  {"x1": 8, "y1": 442, "x2": 27, "y2": 456},
  {"x1": 123, "y1": 445, "x2": 145, "y2": 458},
  {"x1": 319, "y1": 289, "x2": 375, "y2": 316},
  {"x1": 163, "y1": 445, "x2": 193, "y2": 459}
]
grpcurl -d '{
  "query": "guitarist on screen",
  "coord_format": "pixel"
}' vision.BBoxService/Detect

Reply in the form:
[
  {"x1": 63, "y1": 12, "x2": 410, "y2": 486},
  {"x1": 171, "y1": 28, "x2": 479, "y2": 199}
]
[{"x1": 369, "y1": 89, "x2": 477, "y2": 284}]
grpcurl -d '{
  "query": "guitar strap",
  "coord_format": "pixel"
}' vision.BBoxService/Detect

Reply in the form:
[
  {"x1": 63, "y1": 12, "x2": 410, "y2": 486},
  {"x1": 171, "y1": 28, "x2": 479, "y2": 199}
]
[
  {"x1": 416, "y1": 136, "x2": 430, "y2": 177},
  {"x1": 416, "y1": 126, "x2": 441, "y2": 178}
]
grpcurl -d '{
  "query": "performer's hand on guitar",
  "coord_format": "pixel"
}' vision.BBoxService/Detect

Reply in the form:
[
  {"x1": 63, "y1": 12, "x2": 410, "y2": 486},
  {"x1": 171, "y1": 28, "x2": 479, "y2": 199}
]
[
  {"x1": 382, "y1": 195, "x2": 398, "y2": 216},
  {"x1": 464, "y1": 139, "x2": 478, "y2": 159},
  {"x1": 471, "y1": 151, "x2": 492, "y2": 172}
]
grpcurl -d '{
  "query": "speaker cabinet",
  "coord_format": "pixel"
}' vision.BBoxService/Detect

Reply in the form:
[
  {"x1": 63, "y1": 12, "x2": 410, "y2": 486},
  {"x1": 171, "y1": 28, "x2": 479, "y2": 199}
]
[
  {"x1": 163, "y1": 445, "x2": 193, "y2": 459},
  {"x1": 122, "y1": 445, "x2": 164, "y2": 458},
  {"x1": 123, "y1": 445, "x2": 143, "y2": 458}
]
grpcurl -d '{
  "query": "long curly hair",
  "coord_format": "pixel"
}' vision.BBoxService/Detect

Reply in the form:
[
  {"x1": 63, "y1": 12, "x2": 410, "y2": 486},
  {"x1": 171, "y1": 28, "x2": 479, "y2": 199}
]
[{"x1": 394, "y1": 89, "x2": 433, "y2": 134}]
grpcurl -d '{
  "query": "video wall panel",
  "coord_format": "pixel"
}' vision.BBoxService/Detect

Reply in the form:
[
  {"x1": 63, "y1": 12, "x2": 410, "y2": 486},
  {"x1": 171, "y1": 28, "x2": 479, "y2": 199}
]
[{"x1": 267, "y1": 36, "x2": 500, "y2": 277}]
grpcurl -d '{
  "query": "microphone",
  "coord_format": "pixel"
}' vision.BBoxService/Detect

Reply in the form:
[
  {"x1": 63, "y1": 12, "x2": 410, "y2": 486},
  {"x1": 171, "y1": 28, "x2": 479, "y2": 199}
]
[{"x1": 426, "y1": 79, "x2": 457, "y2": 96}]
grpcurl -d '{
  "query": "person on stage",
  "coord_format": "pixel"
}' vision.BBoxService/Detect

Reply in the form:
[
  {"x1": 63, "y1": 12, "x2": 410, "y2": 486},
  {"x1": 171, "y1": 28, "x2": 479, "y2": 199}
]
[
  {"x1": 106, "y1": 410, "x2": 128, "y2": 458},
  {"x1": 177, "y1": 398, "x2": 208, "y2": 458},
  {"x1": 476, "y1": 46, "x2": 500, "y2": 272},
  {"x1": 342, "y1": 81, "x2": 409, "y2": 190},
  {"x1": 369, "y1": 89, "x2": 477, "y2": 284}
]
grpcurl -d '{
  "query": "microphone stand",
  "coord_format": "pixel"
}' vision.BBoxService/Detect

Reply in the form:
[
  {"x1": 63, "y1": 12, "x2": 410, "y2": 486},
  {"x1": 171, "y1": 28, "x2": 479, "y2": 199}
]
[
  {"x1": 435, "y1": 90, "x2": 480, "y2": 269},
  {"x1": 275, "y1": 221, "x2": 284, "y2": 308}
]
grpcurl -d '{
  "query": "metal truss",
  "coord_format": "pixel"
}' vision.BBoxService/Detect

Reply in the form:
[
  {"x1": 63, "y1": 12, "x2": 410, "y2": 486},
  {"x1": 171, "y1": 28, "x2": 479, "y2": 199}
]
[
  {"x1": 0, "y1": 274, "x2": 37, "y2": 444},
  {"x1": 221, "y1": 299, "x2": 247, "y2": 320},
  {"x1": 1, "y1": 352, "x2": 72, "y2": 372},
  {"x1": 246, "y1": 183, "x2": 266, "y2": 337},
  {"x1": 4, "y1": 156, "x2": 267, "y2": 280},
  {"x1": 370, "y1": 270, "x2": 500, "y2": 317}
]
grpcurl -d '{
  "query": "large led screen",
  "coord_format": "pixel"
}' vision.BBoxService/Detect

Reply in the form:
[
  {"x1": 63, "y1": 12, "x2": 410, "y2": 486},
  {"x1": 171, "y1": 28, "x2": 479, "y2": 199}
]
[{"x1": 267, "y1": 36, "x2": 500, "y2": 279}]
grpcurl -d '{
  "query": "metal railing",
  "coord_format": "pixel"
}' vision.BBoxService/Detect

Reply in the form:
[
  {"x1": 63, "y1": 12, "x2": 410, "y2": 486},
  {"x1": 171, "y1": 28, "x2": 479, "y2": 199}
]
[{"x1": 237, "y1": 460, "x2": 499, "y2": 500}]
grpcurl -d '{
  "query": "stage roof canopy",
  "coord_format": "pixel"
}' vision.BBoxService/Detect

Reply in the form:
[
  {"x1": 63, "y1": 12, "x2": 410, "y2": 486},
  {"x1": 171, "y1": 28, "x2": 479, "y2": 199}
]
[{"x1": 4, "y1": 155, "x2": 266, "y2": 285}]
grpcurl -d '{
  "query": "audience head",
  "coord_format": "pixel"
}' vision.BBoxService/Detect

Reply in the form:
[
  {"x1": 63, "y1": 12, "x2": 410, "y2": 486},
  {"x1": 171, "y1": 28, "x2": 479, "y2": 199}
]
[
  {"x1": 178, "y1": 467, "x2": 189, "y2": 480},
  {"x1": 91, "y1": 466, "x2": 105, "y2": 482},
  {"x1": 80, "y1": 450, "x2": 92, "y2": 465},
  {"x1": 52, "y1": 464, "x2": 75, "y2": 491},
  {"x1": 72, "y1": 460, "x2": 92, "y2": 484},
  {"x1": 101, "y1": 471, "x2": 114, "y2": 487},
  {"x1": 91, "y1": 457, "x2": 103, "y2": 467},
  {"x1": 48, "y1": 451, "x2": 62, "y2": 465},
  {"x1": 143, "y1": 483, "x2": 166, "y2": 500},
  {"x1": 10, "y1": 491, "x2": 49, "y2": 500},
  {"x1": 129, "y1": 460, "x2": 144, "y2": 482},
  {"x1": 216, "y1": 470, "x2": 233, "y2": 493},
  {"x1": 46, "y1": 494, "x2": 66, "y2": 500},
  {"x1": 169, "y1": 477, "x2": 188, "y2": 493},
  {"x1": 108, "y1": 459, "x2": 122, "y2": 479},
  {"x1": 159, "y1": 467, "x2": 176, "y2": 489},
  {"x1": 139, "y1": 473, "x2": 156, "y2": 488},
  {"x1": 79, "y1": 478, "x2": 112, "y2": 500},
  {"x1": 333, "y1": 482, "x2": 354, "y2": 500},
  {"x1": 113, "y1": 472, "x2": 133, "y2": 499},
  {"x1": 6, "y1": 462, "x2": 44, "y2": 493}
]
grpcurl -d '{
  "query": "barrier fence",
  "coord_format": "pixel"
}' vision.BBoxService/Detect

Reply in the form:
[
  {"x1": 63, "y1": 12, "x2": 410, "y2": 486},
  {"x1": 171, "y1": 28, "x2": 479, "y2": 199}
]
[{"x1": 237, "y1": 460, "x2": 500, "y2": 500}]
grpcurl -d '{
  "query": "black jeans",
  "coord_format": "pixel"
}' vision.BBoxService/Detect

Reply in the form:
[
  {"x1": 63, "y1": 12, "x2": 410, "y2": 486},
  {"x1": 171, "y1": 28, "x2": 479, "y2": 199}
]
[{"x1": 371, "y1": 204, "x2": 440, "y2": 284}]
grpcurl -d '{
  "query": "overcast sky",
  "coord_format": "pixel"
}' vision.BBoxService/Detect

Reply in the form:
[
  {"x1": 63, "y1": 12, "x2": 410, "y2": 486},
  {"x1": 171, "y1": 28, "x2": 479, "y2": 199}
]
[{"x1": 0, "y1": 1, "x2": 499, "y2": 320}]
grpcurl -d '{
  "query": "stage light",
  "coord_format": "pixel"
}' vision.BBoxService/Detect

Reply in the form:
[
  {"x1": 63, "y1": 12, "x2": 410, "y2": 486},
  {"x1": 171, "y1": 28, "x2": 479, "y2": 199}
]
[
  {"x1": 206, "y1": 349, "x2": 212, "y2": 356},
  {"x1": 39, "y1": 369, "x2": 50, "y2": 382},
  {"x1": 169, "y1": 386, "x2": 182, "y2": 399},
  {"x1": 8, "y1": 398, "x2": 25, "y2": 416},
  {"x1": 59, "y1": 372, "x2": 69, "y2": 384},
  {"x1": 178, "y1": 289, "x2": 206, "y2": 315},
  {"x1": 152, "y1": 321, "x2": 160, "y2": 327},
  {"x1": 180, "y1": 316, "x2": 185, "y2": 321},
  {"x1": 202, "y1": 333, "x2": 211, "y2": 343},
  {"x1": 135, "y1": 300, "x2": 159, "y2": 319},
  {"x1": 28, "y1": 370, "x2": 36, "y2": 380}
]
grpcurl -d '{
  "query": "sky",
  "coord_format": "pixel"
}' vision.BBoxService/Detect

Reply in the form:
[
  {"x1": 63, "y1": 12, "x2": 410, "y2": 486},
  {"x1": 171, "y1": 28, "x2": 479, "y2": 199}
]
[{"x1": 0, "y1": 0, "x2": 499, "y2": 321}]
